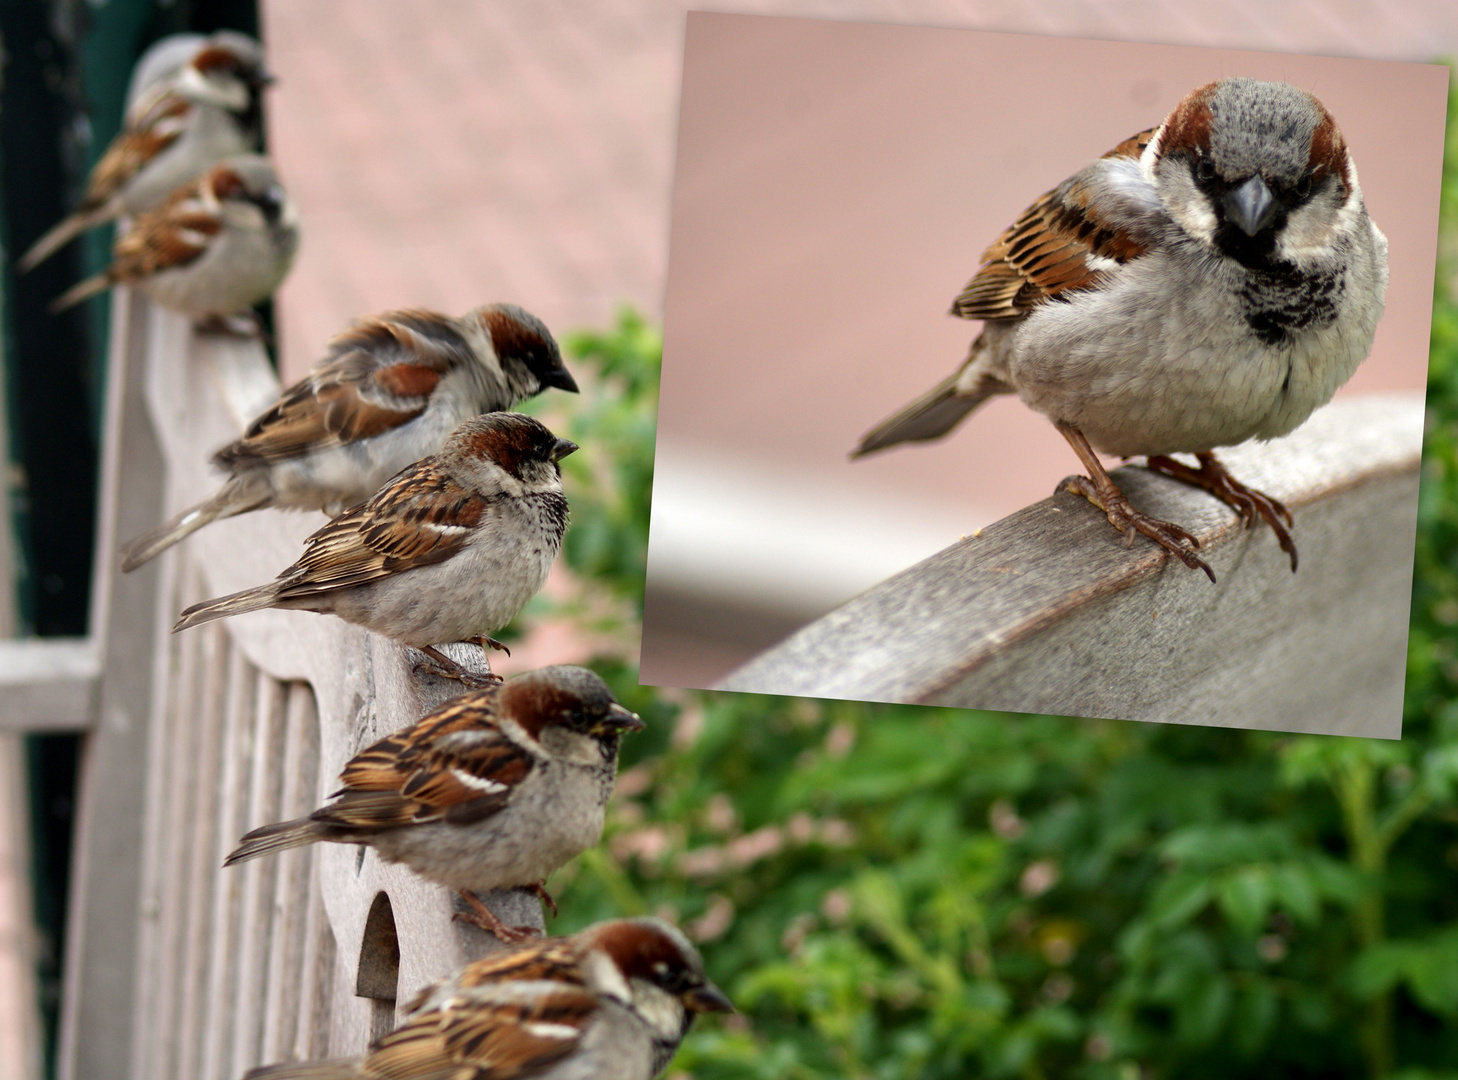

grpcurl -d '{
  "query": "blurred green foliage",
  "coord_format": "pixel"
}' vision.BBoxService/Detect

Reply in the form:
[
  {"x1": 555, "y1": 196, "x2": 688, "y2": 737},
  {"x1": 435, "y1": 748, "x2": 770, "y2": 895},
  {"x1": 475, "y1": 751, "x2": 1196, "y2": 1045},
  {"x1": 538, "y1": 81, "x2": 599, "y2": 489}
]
[{"x1": 542, "y1": 74, "x2": 1458, "y2": 1080}]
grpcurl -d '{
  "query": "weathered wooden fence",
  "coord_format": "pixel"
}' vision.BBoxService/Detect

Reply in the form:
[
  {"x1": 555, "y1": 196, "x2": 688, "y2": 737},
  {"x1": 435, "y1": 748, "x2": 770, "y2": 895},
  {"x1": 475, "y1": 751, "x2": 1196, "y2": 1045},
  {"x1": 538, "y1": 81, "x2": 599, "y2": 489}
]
[
  {"x1": 0, "y1": 291, "x2": 538, "y2": 1080},
  {"x1": 720, "y1": 393, "x2": 1421, "y2": 739}
]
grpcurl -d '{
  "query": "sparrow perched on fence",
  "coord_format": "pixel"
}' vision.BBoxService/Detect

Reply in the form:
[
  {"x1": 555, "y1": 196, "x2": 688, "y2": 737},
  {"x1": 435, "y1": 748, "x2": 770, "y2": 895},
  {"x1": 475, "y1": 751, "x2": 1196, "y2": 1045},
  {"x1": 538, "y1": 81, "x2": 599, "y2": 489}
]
[
  {"x1": 18, "y1": 32, "x2": 270, "y2": 273},
  {"x1": 49, "y1": 155, "x2": 299, "y2": 325},
  {"x1": 225, "y1": 666, "x2": 643, "y2": 941},
  {"x1": 120, "y1": 304, "x2": 577, "y2": 571},
  {"x1": 173, "y1": 412, "x2": 575, "y2": 685},
  {"x1": 241, "y1": 918, "x2": 732, "y2": 1080},
  {"x1": 854, "y1": 78, "x2": 1388, "y2": 581}
]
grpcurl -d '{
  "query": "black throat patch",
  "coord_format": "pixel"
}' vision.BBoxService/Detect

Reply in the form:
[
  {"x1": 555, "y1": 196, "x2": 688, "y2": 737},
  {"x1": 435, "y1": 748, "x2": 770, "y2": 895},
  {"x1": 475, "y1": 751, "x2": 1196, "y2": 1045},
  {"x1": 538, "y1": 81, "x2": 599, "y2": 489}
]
[{"x1": 1237, "y1": 261, "x2": 1343, "y2": 347}]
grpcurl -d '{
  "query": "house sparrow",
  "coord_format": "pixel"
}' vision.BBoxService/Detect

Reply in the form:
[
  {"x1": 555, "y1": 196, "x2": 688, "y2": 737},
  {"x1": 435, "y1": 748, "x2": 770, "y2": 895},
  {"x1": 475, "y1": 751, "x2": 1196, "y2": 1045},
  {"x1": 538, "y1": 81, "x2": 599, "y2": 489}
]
[
  {"x1": 18, "y1": 33, "x2": 271, "y2": 273},
  {"x1": 854, "y1": 78, "x2": 1388, "y2": 581},
  {"x1": 172, "y1": 412, "x2": 575, "y2": 685},
  {"x1": 225, "y1": 665, "x2": 644, "y2": 941},
  {"x1": 49, "y1": 155, "x2": 299, "y2": 324},
  {"x1": 241, "y1": 918, "x2": 733, "y2": 1080},
  {"x1": 119, "y1": 304, "x2": 578, "y2": 571}
]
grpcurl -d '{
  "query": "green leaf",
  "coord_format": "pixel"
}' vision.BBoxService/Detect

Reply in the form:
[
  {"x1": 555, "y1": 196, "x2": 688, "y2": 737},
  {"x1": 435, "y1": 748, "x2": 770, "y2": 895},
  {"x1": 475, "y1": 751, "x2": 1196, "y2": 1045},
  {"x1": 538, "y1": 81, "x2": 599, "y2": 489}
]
[
  {"x1": 1231, "y1": 982, "x2": 1278, "y2": 1057},
  {"x1": 1176, "y1": 974, "x2": 1232, "y2": 1046},
  {"x1": 1268, "y1": 863, "x2": 1320, "y2": 925},
  {"x1": 1148, "y1": 873, "x2": 1212, "y2": 929},
  {"x1": 1215, "y1": 867, "x2": 1272, "y2": 937}
]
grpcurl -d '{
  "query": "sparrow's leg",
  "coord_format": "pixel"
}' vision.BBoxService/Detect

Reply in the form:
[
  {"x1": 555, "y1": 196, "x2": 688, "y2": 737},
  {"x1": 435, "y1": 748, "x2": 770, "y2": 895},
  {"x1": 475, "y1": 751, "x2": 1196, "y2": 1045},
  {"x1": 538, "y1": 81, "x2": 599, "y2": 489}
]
[
  {"x1": 528, "y1": 880, "x2": 559, "y2": 919},
  {"x1": 412, "y1": 645, "x2": 502, "y2": 689},
  {"x1": 453, "y1": 890, "x2": 541, "y2": 943},
  {"x1": 465, "y1": 635, "x2": 512, "y2": 658},
  {"x1": 1145, "y1": 452, "x2": 1298, "y2": 572},
  {"x1": 1056, "y1": 423, "x2": 1215, "y2": 583}
]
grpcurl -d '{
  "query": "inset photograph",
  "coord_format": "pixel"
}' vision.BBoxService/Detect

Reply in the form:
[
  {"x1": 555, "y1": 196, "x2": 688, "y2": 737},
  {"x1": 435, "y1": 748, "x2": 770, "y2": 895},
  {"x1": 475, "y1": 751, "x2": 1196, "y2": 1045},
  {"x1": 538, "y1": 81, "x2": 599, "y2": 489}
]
[{"x1": 643, "y1": 13, "x2": 1449, "y2": 735}]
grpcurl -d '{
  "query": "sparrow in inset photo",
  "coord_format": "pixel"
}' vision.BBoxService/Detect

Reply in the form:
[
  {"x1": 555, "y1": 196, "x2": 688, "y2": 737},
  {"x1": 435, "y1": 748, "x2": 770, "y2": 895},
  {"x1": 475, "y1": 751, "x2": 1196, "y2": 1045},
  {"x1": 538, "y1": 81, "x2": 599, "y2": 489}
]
[
  {"x1": 120, "y1": 304, "x2": 577, "y2": 571},
  {"x1": 173, "y1": 412, "x2": 575, "y2": 686},
  {"x1": 49, "y1": 155, "x2": 299, "y2": 325},
  {"x1": 854, "y1": 78, "x2": 1388, "y2": 580},
  {"x1": 18, "y1": 32, "x2": 271, "y2": 273},
  {"x1": 242, "y1": 918, "x2": 732, "y2": 1080},
  {"x1": 226, "y1": 665, "x2": 642, "y2": 941}
]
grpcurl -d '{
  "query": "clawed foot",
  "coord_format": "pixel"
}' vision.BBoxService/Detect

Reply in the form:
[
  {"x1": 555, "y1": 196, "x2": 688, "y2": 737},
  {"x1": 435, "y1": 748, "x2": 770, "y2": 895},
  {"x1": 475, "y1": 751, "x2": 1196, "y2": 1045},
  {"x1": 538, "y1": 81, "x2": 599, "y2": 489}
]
[
  {"x1": 454, "y1": 890, "x2": 542, "y2": 943},
  {"x1": 1146, "y1": 453, "x2": 1298, "y2": 572},
  {"x1": 528, "y1": 880, "x2": 559, "y2": 920},
  {"x1": 413, "y1": 645, "x2": 502, "y2": 689},
  {"x1": 1062, "y1": 475, "x2": 1215, "y2": 582},
  {"x1": 1056, "y1": 423, "x2": 1215, "y2": 582},
  {"x1": 466, "y1": 635, "x2": 512, "y2": 659}
]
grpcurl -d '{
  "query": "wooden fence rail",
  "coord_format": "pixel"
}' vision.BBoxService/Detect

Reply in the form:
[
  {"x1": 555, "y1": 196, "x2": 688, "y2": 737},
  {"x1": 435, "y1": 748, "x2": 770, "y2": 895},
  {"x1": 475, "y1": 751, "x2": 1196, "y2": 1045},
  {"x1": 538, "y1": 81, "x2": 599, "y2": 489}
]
[
  {"x1": 41, "y1": 292, "x2": 538, "y2": 1080},
  {"x1": 719, "y1": 393, "x2": 1421, "y2": 739}
]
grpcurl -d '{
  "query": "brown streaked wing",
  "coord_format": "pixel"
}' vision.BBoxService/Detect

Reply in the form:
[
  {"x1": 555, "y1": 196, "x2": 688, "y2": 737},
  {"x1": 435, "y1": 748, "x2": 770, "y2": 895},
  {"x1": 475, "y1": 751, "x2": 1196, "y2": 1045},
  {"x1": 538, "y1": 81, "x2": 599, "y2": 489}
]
[
  {"x1": 323, "y1": 697, "x2": 534, "y2": 827},
  {"x1": 216, "y1": 313, "x2": 470, "y2": 465},
  {"x1": 950, "y1": 127, "x2": 1157, "y2": 322},
  {"x1": 308, "y1": 790, "x2": 422, "y2": 832},
  {"x1": 273, "y1": 460, "x2": 489, "y2": 596},
  {"x1": 335, "y1": 695, "x2": 499, "y2": 792},
  {"x1": 79, "y1": 95, "x2": 191, "y2": 210},
  {"x1": 452, "y1": 940, "x2": 585, "y2": 993},
  {"x1": 406, "y1": 734, "x2": 534, "y2": 826},
  {"x1": 367, "y1": 986, "x2": 596, "y2": 1079},
  {"x1": 1103, "y1": 127, "x2": 1156, "y2": 162},
  {"x1": 108, "y1": 200, "x2": 220, "y2": 283},
  {"x1": 400, "y1": 939, "x2": 584, "y2": 1016}
]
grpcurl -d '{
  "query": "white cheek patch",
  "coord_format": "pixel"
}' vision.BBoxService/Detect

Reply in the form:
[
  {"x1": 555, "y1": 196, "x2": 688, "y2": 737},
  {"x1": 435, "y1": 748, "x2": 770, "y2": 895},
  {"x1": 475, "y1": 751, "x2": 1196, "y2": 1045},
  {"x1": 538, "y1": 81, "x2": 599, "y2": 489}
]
[
  {"x1": 1276, "y1": 199, "x2": 1341, "y2": 261},
  {"x1": 630, "y1": 983, "x2": 687, "y2": 1040},
  {"x1": 451, "y1": 769, "x2": 507, "y2": 794},
  {"x1": 523, "y1": 1022, "x2": 581, "y2": 1041},
  {"x1": 582, "y1": 949, "x2": 632, "y2": 1005},
  {"x1": 1159, "y1": 172, "x2": 1218, "y2": 244}
]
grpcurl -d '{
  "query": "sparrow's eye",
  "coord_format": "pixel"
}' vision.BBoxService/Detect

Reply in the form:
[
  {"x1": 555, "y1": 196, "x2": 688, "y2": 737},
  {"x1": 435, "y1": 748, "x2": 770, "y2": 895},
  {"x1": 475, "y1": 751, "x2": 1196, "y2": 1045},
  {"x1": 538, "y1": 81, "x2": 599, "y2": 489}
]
[
  {"x1": 1195, "y1": 157, "x2": 1217, "y2": 183},
  {"x1": 1293, "y1": 173, "x2": 1313, "y2": 199}
]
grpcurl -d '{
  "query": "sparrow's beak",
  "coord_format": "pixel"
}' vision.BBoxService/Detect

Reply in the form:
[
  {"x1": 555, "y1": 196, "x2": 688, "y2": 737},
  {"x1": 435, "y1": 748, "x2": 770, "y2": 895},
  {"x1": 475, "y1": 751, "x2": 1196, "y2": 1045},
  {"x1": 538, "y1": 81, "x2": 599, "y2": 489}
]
[
  {"x1": 598, "y1": 702, "x2": 645, "y2": 734},
  {"x1": 544, "y1": 365, "x2": 580, "y2": 394},
  {"x1": 684, "y1": 980, "x2": 735, "y2": 1014},
  {"x1": 1223, "y1": 174, "x2": 1278, "y2": 237},
  {"x1": 551, "y1": 438, "x2": 579, "y2": 462}
]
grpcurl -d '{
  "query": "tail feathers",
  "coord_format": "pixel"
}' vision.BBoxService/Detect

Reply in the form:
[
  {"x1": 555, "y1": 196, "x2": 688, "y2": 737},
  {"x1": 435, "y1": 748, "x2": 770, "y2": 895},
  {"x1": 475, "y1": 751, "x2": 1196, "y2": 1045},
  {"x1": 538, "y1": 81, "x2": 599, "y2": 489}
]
[
  {"x1": 242, "y1": 1059, "x2": 361, "y2": 1080},
  {"x1": 173, "y1": 581, "x2": 282, "y2": 633},
  {"x1": 120, "y1": 479, "x2": 272, "y2": 572},
  {"x1": 852, "y1": 368, "x2": 1005, "y2": 457},
  {"x1": 225, "y1": 817, "x2": 326, "y2": 866},
  {"x1": 17, "y1": 206, "x2": 112, "y2": 274},
  {"x1": 49, "y1": 272, "x2": 115, "y2": 314}
]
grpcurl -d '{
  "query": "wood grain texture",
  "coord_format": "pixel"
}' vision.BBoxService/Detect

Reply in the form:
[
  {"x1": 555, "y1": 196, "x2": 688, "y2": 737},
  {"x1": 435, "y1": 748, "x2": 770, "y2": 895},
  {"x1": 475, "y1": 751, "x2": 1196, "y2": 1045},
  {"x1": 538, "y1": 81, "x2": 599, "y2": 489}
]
[
  {"x1": 57, "y1": 302, "x2": 544, "y2": 1080},
  {"x1": 720, "y1": 394, "x2": 1422, "y2": 738},
  {"x1": 57, "y1": 290, "x2": 165, "y2": 1080}
]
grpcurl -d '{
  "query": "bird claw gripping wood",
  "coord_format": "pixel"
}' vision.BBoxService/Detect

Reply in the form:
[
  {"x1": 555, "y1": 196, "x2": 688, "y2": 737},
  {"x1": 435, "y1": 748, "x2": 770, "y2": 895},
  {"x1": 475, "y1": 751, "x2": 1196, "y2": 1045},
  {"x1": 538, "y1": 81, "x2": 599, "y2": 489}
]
[
  {"x1": 1062, "y1": 474, "x2": 1216, "y2": 582},
  {"x1": 529, "y1": 880, "x2": 559, "y2": 919},
  {"x1": 413, "y1": 645, "x2": 503, "y2": 689},
  {"x1": 1145, "y1": 452, "x2": 1298, "y2": 572},
  {"x1": 454, "y1": 889, "x2": 542, "y2": 943}
]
